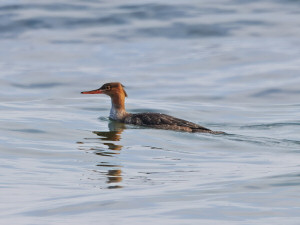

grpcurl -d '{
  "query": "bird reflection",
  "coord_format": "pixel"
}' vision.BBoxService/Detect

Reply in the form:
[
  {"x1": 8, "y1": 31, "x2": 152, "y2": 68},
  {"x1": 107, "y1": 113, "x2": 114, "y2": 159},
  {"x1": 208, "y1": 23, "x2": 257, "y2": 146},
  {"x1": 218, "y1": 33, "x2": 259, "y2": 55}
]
[
  {"x1": 77, "y1": 121, "x2": 125, "y2": 189},
  {"x1": 82, "y1": 121, "x2": 125, "y2": 154},
  {"x1": 92, "y1": 128, "x2": 123, "y2": 151},
  {"x1": 107, "y1": 169, "x2": 122, "y2": 183}
]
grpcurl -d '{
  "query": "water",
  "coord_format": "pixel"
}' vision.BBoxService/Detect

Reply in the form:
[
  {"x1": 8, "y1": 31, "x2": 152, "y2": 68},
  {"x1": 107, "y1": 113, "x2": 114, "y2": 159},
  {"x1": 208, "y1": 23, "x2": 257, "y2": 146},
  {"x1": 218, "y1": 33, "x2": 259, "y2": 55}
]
[{"x1": 1, "y1": 0, "x2": 300, "y2": 224}]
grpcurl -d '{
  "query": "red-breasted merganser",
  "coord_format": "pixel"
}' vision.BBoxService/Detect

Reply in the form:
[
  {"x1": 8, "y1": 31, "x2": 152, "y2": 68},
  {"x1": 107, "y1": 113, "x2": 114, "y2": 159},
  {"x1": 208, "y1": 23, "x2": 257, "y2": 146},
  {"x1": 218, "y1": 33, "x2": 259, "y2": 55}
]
[{"x1": 81, "y1": 82, "x2": 223, "y2": 134}]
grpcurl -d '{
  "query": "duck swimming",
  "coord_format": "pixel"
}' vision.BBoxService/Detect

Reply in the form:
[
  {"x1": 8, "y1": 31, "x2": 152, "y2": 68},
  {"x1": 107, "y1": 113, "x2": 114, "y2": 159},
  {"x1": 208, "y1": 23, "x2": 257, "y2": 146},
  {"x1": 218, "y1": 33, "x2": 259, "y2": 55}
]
[{"x1": 81, "y1": 82, "x2": 224, "y2": 134}]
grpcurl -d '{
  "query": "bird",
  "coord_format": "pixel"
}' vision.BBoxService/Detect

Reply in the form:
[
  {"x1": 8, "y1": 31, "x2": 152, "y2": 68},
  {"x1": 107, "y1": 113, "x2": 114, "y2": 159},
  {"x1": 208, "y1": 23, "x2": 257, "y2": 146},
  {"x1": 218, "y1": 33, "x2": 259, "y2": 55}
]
[{"x1": 81, "y1": 82, "x2": 224, "y2": 134}]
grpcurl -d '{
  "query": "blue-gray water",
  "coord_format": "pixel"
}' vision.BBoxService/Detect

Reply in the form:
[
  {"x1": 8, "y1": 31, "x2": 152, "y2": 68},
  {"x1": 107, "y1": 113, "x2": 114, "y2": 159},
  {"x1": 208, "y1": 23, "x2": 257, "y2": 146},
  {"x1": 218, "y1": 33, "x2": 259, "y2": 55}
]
[{"x1": 1, "y1": 0, "x2": 300, "y2": 224}]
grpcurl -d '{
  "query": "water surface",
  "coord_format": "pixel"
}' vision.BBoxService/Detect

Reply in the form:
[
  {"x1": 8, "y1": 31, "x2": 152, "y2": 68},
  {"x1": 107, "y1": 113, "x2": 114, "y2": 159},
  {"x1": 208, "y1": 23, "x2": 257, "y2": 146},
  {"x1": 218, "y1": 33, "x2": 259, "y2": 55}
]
[{"x1": 1, "y1": 0, "x2": 300, "y2": 224}]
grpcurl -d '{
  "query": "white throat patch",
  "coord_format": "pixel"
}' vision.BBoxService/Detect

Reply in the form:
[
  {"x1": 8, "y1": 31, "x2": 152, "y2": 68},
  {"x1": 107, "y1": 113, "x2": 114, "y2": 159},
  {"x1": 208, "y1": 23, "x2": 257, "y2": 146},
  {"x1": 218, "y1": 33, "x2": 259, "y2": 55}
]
[{"x1": 109, "y1": 103, "x2": 126, "y2": 121}]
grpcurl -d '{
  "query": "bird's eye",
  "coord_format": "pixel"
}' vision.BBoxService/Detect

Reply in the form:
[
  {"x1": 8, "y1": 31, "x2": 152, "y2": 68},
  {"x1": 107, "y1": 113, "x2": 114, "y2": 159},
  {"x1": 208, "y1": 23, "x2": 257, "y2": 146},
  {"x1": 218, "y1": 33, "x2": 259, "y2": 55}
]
[{"x1": 105, "y1": 86, "x2": 111, "y2": 90}]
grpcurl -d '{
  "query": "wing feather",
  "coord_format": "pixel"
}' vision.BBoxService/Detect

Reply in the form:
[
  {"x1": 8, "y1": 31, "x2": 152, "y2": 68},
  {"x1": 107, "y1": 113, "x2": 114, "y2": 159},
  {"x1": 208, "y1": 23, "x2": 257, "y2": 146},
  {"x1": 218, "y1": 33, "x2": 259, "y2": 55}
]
[{"x1": 124, "y1": 113, "x2": 211, "y2": 132}]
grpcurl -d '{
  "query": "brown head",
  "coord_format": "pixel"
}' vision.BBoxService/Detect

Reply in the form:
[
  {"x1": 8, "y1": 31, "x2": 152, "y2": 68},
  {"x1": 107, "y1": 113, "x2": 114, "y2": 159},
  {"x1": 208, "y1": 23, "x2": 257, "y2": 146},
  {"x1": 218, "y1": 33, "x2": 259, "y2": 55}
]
[
  {"x1": 81, "y1": 82, "x2": 128, "y2": 120},
  {"x1": 81, "y1": 82, "x2": 128, "y2": 98}
]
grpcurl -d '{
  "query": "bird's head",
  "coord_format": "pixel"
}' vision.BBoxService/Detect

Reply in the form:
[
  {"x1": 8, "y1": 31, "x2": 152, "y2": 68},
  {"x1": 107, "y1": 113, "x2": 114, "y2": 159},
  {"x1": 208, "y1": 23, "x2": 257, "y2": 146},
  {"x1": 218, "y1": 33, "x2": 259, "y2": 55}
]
[{"x1": 81, "y1": 82, "x2": 128, "y2": 98}]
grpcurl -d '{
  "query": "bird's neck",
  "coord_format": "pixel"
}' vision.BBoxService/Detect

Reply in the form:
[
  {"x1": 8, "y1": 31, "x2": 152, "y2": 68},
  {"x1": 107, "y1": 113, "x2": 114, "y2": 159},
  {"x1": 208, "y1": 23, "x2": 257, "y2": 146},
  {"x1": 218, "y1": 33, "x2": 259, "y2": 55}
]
[{"x1": 109, "y1": 93, "x2": 128, "y2": 121}]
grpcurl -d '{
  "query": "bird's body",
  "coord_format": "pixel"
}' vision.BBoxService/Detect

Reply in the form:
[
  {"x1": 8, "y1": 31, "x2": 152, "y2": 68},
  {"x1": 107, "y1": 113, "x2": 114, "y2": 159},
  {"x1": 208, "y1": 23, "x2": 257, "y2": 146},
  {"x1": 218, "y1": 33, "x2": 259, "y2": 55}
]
[
  {"x1": 81, "y1": 82, "x2": 223, "y2": 134},
  {"x1": 123, "y1": 112, "x2": 214, "y2": 133}
]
